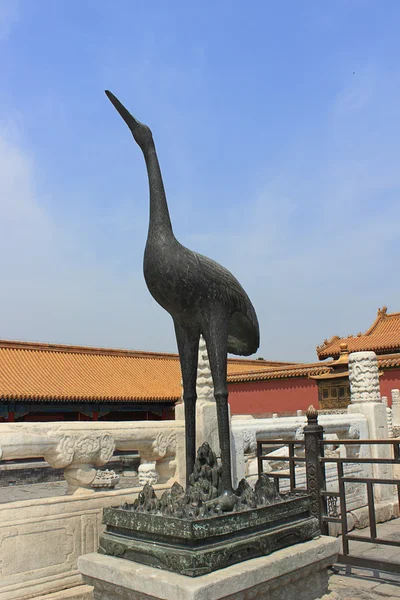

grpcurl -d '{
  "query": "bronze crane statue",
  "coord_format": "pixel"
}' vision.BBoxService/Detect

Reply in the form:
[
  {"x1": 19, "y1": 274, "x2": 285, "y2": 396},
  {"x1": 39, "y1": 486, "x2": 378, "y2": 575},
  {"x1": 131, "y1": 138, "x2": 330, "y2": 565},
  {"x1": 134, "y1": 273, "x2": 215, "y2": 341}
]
[{"x1": 105, "y1": 91, "x2": 259, "y2": 509}]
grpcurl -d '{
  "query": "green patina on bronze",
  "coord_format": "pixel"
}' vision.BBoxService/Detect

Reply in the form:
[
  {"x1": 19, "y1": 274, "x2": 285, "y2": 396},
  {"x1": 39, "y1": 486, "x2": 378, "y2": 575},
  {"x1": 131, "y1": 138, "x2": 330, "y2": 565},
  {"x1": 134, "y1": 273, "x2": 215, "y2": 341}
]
[
  {"x1": 99, "y1": 444, "x2": 320, "y2": 576},
  {"x1": 99, "y1": 504, "x2": 319, "y2": 577},
  {"x1": 103, "y1": 494, "x2": 312, "y2": 542}
]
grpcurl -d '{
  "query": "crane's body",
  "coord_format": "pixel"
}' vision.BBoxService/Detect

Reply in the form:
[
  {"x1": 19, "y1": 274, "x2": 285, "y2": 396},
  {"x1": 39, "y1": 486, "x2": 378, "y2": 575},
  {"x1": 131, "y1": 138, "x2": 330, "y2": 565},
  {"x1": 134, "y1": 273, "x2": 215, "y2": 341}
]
[
  {"x1": 106, "y1": 90, "x2": 259, "y2": 508},
  {"x1": 144, "y1": 235, "x2": 258, "y2": 354}
]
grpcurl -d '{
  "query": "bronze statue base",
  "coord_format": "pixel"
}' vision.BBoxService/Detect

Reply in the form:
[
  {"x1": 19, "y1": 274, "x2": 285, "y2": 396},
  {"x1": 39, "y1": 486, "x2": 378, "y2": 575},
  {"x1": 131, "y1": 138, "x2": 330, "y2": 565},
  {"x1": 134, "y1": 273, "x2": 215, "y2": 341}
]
[{"x1": 99, "y1": 494, "x2": 319, "y2": 577}]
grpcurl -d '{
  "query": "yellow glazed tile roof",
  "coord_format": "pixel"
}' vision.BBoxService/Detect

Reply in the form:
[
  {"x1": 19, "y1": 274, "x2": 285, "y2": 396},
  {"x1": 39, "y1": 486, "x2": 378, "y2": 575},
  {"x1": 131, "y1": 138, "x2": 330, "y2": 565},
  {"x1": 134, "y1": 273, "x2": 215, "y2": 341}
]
[
  {"x1": 227, "y1": 362, "x2": 332, "y2": 383},
  {"x1": 0, "y1": 339, "x2": 295, "y2": 403},
  {"x1": 317, "y1": 307, "x2": 400, "y2": 360},
  {"x1": 2, "y1": 338, "x2": 399, "y2": 401},
  {"x1": 0, "y1": 340, "x2": 181, "y2": 402}
]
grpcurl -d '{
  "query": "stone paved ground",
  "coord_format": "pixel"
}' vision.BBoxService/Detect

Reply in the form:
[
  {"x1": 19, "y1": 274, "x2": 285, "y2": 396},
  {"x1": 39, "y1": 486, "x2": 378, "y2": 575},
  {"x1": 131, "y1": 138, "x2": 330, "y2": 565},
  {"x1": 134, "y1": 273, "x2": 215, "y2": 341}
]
[{"x1": 328, "y1": 518, "x2": 400, "y2": 598}]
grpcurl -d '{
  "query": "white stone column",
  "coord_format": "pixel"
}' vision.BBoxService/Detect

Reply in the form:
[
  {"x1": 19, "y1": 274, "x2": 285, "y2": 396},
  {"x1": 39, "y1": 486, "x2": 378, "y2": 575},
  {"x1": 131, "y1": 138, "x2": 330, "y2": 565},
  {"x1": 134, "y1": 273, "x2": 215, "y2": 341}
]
[
  {"x1": 382, "y1": 396, "x2": 394, "y2": 439},
  {"x1": 348, "y1": 351, "x2": 381, "y2": 403},
  {"x1": 175, "y1": 336, "x2": 222, "y2": 453},
  {"x1": 392, "y1": 389, "x2": 400, "y2": 428},
  {"x1": 347, "y1": 352, "x2": 392, "y2": 502},
  {"x1": 175, "y1": 336, "x2": 235, "y2": 485}
]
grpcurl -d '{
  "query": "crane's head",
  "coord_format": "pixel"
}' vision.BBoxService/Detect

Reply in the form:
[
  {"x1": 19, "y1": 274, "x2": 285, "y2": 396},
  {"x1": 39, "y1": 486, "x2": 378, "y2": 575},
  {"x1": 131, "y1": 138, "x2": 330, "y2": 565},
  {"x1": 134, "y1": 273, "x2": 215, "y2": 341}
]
[{"x1": 105, "y1": 90, "x2": 153, "y2": 150}]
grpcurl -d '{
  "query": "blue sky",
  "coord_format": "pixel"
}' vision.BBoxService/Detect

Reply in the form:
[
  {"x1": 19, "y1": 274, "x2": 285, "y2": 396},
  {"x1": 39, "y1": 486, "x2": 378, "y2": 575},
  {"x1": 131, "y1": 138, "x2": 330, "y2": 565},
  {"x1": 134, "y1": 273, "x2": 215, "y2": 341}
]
[{"x1": 1, "y1": 0, "x2": 400, "y2": 362}]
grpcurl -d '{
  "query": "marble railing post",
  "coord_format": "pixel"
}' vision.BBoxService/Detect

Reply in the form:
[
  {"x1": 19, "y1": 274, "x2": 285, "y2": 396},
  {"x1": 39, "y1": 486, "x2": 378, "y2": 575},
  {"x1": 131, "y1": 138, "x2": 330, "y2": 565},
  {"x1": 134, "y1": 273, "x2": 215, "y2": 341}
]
[
  {"x1": 392, "y1": 389, "x2": 400, "y2": 428},
  {"x1": 381, "y1": 396, "x2": 394, "y2": 439},
  {"x1": 231, "y1": 412, "x2": 368, "y2": 484},
  {"x1": 347, "y1": 351, "x2": 392, "y2": 501}
]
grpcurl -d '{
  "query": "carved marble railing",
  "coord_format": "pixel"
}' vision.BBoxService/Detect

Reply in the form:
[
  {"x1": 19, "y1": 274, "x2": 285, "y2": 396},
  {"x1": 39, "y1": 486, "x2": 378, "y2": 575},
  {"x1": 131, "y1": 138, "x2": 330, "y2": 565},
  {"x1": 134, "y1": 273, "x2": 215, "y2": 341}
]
[
  {"x1": 231, "y1": 412, "x2": 369, "y2": 483},
  {"x1": 0, "y1": 421, "x2": 183, "y2": 494},
  {"x1": 0, "y1": 411, "x2": 370, "y2": 496}
]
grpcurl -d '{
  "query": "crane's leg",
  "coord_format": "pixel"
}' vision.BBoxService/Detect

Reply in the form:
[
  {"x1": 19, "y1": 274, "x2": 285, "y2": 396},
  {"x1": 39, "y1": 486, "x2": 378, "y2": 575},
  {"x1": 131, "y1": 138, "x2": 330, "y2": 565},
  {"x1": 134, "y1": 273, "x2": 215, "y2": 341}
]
[
  {"x1": 203, "y1": 313, "x2": 234, "y2": 498},
  {"x1": 174, "y1": 321, "x2": 199, "y2": 487}
]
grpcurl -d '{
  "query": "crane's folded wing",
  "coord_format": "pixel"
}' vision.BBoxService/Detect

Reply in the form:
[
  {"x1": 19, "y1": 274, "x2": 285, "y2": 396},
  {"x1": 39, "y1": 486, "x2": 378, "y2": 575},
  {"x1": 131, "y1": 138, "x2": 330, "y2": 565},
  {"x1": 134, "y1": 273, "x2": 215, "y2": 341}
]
[{"x1": 192, "y1": 250, "x2": 260, "y2": 356}]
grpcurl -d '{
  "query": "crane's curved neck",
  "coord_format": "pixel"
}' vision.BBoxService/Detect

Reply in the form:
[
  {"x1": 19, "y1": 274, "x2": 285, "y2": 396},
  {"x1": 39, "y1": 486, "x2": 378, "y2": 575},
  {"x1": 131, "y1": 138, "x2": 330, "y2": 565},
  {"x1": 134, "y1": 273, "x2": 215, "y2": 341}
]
[{"x1": 143, "y1": 141, "x2": 173, "y2": 239}]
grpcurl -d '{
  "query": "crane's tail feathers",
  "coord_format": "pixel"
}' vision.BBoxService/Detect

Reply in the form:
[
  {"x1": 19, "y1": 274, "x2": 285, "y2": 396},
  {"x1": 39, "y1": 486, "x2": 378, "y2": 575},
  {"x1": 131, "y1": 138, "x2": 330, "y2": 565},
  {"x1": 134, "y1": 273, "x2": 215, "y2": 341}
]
[
  {"x1": 105, "y1": 90, "x2": 139, "y2": 131},
  {"x1": 228, "y1": 311, "x2": 260, "y2": 356}
]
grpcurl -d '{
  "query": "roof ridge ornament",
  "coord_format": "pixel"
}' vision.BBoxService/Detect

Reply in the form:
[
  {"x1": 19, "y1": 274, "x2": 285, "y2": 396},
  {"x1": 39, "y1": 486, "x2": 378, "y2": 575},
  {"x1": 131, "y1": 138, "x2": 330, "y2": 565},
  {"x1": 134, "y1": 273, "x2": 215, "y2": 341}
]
[
  {"x1": 316, "y1": 335, "x2": 340, "y2": 352},
  {"x1": 377, "y1": 306, "x2": 388, "y2": 318}
]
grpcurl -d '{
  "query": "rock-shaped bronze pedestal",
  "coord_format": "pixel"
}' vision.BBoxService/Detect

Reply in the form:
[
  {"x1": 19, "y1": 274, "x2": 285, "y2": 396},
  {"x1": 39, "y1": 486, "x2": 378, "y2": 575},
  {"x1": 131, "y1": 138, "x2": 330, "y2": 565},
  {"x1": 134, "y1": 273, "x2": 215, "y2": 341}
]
[{"x1": 99, "y1": 444, "x2": 319, "y2": 577}]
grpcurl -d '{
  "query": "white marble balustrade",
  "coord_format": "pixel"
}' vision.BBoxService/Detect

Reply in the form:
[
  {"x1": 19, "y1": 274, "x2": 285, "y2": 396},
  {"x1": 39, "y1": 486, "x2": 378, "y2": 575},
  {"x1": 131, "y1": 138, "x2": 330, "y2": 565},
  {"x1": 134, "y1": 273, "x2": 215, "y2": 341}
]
[{"x1": 0, "y1": 420, "x2": 184, "y2": 493}]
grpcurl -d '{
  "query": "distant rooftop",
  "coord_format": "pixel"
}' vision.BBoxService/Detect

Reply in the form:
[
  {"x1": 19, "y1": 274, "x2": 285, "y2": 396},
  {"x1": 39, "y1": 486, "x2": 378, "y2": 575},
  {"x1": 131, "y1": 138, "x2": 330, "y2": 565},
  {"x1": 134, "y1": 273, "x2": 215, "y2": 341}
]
[
  {"x1": 0, "y1": 339, "x2": 294, "y2": 403},
  {"x1": 317, "y1": 307, "x2": 400, "y2": 360}
]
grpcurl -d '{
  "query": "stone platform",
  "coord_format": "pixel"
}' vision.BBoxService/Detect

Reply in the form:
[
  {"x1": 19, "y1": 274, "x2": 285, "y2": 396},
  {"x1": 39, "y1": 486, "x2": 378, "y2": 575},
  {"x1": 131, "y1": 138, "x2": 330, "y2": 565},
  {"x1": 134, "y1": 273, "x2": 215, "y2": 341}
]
[
  {"x1": 99, "y1": 494, "x2": 319, "y2": 576},
  {"x1": 79, "y1": 536, "x2": 340, "y2": 600}
]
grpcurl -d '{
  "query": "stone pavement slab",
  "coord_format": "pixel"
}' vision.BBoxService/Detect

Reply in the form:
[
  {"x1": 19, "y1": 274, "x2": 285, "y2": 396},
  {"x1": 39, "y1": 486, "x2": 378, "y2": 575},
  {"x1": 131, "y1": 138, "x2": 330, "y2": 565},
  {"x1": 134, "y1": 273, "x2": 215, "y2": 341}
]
[
  {"x1": 329, "y1": 566, "x2": 400, "y2": 599},
  {"x1": 328, "y1": 517, "x2": 400, "y2": 599},
  {"x1": 319, "y1": 517, "x2": 400, "y2": 598}
]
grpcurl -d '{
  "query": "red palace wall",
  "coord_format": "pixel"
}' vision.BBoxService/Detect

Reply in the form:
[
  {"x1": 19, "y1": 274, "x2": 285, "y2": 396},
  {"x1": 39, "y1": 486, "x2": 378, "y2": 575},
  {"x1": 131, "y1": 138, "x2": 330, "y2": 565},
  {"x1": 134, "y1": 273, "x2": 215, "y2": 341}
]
[
  {"x1": 227, "y1": 367, "x2": 400, "y2": 415},
  {"x1": 380, "y1": 368, "x2": 400, "y2": 403},
  {"x1": 228, "y1": 377, "x2": 319, "y2": 416}
]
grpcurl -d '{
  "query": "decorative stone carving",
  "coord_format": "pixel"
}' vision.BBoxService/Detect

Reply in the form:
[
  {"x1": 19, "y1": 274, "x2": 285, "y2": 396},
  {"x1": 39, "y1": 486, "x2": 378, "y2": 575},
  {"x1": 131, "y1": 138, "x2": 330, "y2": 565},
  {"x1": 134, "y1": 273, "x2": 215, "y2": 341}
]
[
  {"x1": 156, "y1": 456, "x2": 177, "y2": 484},
  {"x1": 347, "y1": 423, "x2": 360, "y2": 439},
  {"x1": 387, "y1": 408, "x2": 394, "y2": 438},
  {"x1": 382, "y1": 398, "x2": 394, "y2": 438},
  {"x1": 242, "y1": 429, "x2": 257, "y2": 455},
  {"x1": 392, "y1": 389, "x2": 400, "y2": 406},
  {"x1": 91, "y1": 469, "x2": 120, "y2": 489},
  {"x1": 178, "y1": 336, "x2": 214, "y2": 405},
  {"x1": 196, "y1": 335, "x2": 214, "y2": 403},
  {"x1": 44, "y1": 432, "x2": 116, "y2": 493},
  {"x1": 392, "y1": 389, "x2": 400, "y2": 429},
  {"x1": 295, "y1": 426, "x2": 304, "y2": 441},
  {"x1": 342, "y1": 423, "x2": 361, "y2": 458},
  {"x1": 45, "y1": 433, "x2": 115, "y2": 469},
  {"x1": 348, "y1": 351, "x2": 381, "y2": 403},
  {"x1": 153, "y1": 430, "x2": 176, "y2": 458},
  {"x1": 294, "y1": 426, "x2": 306, "y2": 458},
  {"x1": 138, "y1": 462, "x2": 159, "y2": 486}
]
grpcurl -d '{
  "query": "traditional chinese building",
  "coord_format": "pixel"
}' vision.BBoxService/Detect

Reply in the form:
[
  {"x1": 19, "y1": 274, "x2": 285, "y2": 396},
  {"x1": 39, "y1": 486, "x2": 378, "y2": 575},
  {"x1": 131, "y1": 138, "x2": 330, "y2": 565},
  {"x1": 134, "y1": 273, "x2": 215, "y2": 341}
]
[
  {"x1": 315, "y1": 306, "x2": 400, "y2": 405},
  {"x1": 316, "y1": 306, "x2": 400, "y2": 359},
  {"x1": 227, "y1": 307, "x2": 400, "y2": 414},
  {"x1": 0, "y1": 339, "x2": 292, "y2": 422},
  {"x1": 2, "y1": 307, "x2": 400, "y2": 421}
]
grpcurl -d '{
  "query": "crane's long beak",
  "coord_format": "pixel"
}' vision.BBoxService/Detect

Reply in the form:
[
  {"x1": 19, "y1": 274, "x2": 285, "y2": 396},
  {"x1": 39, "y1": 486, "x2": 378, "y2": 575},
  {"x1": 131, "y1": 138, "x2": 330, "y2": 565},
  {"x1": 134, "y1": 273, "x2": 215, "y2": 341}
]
[{"x1": 105, "y1": 90, "x2": 139, "y2": 131}]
